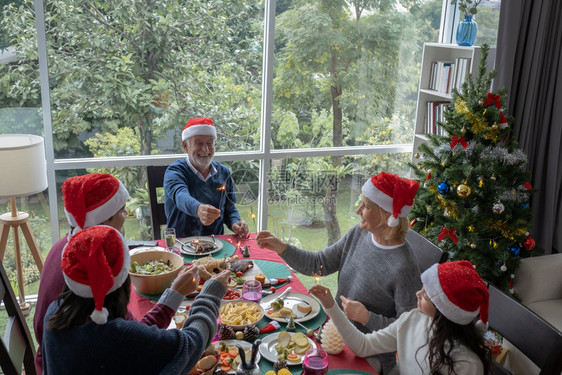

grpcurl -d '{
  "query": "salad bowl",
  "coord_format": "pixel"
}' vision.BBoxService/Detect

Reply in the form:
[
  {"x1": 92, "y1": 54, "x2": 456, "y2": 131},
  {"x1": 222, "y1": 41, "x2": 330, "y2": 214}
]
[{"x1": 129, "y1": 250, "x2": 184, "y2": 295}]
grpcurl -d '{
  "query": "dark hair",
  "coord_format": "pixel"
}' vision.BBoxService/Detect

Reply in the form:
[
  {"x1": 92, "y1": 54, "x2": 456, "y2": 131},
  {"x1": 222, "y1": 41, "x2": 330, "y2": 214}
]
[
  {"x1": 47, "y1": 276, "x2": 131, "y2": 331},
  {"x1": 416, "y1": 310, "x2": 490, "y2": 374}
]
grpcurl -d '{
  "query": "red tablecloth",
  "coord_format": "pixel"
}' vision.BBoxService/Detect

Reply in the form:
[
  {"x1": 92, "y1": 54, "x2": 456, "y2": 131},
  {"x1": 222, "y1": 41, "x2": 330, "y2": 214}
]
[{"x1": 128, "y1": 234, "x2": 377, "y2": 374}]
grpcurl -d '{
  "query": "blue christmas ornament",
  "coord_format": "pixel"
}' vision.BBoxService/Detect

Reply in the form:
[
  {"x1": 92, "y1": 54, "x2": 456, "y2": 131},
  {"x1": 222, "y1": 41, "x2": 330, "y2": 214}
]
[
  {"x1": 437, "y1": 181, "x2": 450, "y2": 194},
  {"x1": 508, "y1": 244, "x2": 521, "y2": 256},
  {"x1": 521, "y1": 203, "x2": 529, "y2": 208}
]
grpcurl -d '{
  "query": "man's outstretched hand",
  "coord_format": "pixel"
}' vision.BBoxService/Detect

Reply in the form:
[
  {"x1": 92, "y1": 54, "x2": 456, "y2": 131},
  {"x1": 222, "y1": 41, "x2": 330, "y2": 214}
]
[{"x1": 197, "y1": 204, "x2": 221, "y2": 226}]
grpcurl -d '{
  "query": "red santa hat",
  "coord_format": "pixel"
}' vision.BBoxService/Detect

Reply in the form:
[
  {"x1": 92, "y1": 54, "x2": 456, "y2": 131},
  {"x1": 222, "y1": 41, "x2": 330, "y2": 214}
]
[
  {"x1": 421, "y1": 260, "x2": 489, "y2": 325},
  {"x1": 361, "y1": 172, "x2": 420, "y2": 227},
  {"x1": 181, "y1": 117, "x2": 217, "y2": 141},
  {"x1": 61, "y1": 225, "x2": 130, "y2": 325},
  {"x1": 62, "y1": 173, "x2": 129, "y2": 230}
]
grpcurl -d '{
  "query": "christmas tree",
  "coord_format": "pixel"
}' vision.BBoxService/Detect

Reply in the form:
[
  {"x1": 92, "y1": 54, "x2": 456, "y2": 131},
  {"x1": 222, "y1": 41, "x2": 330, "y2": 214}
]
[{"x1": 409, "y1": 45, "x2": 538, "y2": 293}]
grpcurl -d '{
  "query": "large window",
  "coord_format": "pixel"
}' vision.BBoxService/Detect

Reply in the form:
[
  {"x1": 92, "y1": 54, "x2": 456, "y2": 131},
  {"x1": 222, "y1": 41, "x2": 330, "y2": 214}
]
[{"x1": 0, "y1": 0, "x2": 501, "y2": 299}]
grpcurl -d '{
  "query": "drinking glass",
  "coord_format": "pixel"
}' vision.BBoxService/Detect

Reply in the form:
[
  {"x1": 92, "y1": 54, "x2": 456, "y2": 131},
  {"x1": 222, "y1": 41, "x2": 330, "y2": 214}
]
[
  {"x1": 302, "y1": 348, "x2": 329, "y2": 375},
  {"x1": 242, "y1": 280, "x2": 262, "y2": 303},
  {"x1": 164, "y1": 228, "x2": 181, "y2": 256}
]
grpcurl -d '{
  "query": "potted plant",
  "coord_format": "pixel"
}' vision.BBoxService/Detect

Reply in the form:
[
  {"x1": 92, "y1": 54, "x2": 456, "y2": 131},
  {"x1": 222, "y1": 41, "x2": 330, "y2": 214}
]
[{"x1": 451, "y1": 0, "x2": 484, "y2": 46}]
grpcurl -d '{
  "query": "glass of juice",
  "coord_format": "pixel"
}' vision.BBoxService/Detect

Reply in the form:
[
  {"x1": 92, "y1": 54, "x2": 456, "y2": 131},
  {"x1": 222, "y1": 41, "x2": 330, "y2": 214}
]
[
  {"x1": 302, "y1": 347, "x2": 328, "y2": 375},
  {"x1": 164, "y1": 228, "x2": 181, "y2": 256},
  {"x1": 242, "y1": 280, "x2": 262, "y2": 303}
]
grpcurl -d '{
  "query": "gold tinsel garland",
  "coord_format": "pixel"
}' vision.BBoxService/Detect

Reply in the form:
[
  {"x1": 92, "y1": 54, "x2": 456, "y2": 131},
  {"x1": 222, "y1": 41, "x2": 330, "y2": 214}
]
[
  {"x1": 429, "y1": 185, "x2": 459, "y2": 219},
  {"x1": 455, "y1": 98, "x2": 502, "y2": 142},
  {"x1": 484, "y1": 219, "x2": 528, "y2": 239}
]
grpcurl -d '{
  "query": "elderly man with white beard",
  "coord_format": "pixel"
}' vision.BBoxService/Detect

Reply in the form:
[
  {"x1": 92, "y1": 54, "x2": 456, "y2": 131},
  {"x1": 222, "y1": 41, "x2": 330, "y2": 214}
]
[{"x1": 164, "y1": 117, "x2": 248, "y2": 238}]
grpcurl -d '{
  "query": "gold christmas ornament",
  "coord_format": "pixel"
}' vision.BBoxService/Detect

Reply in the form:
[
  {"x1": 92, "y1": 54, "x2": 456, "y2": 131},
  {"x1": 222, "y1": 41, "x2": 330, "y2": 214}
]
[
  {"x1": 321, "y1": 320, "x2": 344, "y2": 355},
  {"x1": 471, "y1": 243, "x2": 477, "y2": 249},
  {"x1": 478, "y1": 178, "x2": 484, "y2": 188},
  {"x1": 414, "y1": 153, "x2": 420, "y2": 159},
  {"x1": 457, "y1": 184, "x2": 472, "y2": 197},
  {"x1": 478, "y1": 99, "x2": 484, "y2": 105},
  {"x1": 418, "y1": 164, "x2": 424, "y2": 169},
  {"x1": 468, "y1": 225, "x2": 475, "y2": 232},
  {"x1": 491, "y1": 175, "x2": 496, "y2": 181},
  {"x1": 492, "y1": 123, "x2": 499, "y2": 130},
  {"x1": 461, "y1": 126, "x2": 466, "y2": 135},
  {"x1": 441, "y1": 162, "x2": 446, "y2": 167}
]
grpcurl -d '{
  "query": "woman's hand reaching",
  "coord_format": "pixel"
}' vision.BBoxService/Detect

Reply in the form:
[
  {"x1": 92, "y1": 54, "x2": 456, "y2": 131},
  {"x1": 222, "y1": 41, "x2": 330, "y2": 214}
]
[
  {"x1": 340, "y1": 296, "x2": 370, "y2": 325},
  {"x1": 309, "y1": 284, "x2": 335, "y2": 309},
  {"x1": 170, "y1": 265, "x2": 200, "y2": 296},
  {"x1": 255, "y1": 230, "x2": 288, "y2": 254}
]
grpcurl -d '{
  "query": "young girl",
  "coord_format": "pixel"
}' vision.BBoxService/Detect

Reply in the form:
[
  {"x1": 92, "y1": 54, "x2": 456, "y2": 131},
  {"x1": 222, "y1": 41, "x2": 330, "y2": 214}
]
[
  {"x1": 310, "y1": 260, "x2": 490, "y2": 375},
  {"x1": 43, "y1": 225, "x2": 229, "y2": 375}
]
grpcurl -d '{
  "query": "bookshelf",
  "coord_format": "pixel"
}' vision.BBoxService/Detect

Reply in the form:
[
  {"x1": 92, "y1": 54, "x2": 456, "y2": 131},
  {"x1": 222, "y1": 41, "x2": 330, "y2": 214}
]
[{"x1": 411, "y1": 43, "x2": 495, "y2": 166}]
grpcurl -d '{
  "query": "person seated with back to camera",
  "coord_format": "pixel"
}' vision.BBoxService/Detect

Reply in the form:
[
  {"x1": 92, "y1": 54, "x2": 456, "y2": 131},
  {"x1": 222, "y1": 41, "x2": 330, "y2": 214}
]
[
  {"x1": 309, "y1": 260, "x2": 491, "y2": 375},
  {"x1": 42, "y1": 225, "x2": 229, "y2": 374},
  {"x1": 164, "y1": 117, "x2": 248, "y2": 238},
  {"x1": 256, "y1": 172, "x2": 423, "y2": 374},
  {"x1": 33, "y1": 173, "x2": 197, "y2": 374}
]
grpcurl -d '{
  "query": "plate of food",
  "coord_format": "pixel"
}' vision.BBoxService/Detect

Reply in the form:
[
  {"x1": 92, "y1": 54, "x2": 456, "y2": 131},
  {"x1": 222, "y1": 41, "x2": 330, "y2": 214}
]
[
  {"x1": 211, "y1": 340, "x2": 261, "y2": 374},
  {"x1": 179, "y1": 236, "x2": 223, "y2": 256},
  {"x1": 259, "y1": 331, "x2": 315, "y2": 365},
  {"x1": 219, "y1": 300, "x2": 265, "y2": 331},
  {"x1": 260, "y1": 292, "x2": 321, "y2": 323}
]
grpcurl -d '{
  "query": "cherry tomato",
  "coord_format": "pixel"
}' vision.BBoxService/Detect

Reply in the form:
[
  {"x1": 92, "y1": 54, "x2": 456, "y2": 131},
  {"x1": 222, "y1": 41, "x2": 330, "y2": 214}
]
[
  {"x1": 269, "y1": 287, "x2": 276, "y2": 293},
  {"x1": 235, "y1": 271, "x2": 243, "y2": 277}
]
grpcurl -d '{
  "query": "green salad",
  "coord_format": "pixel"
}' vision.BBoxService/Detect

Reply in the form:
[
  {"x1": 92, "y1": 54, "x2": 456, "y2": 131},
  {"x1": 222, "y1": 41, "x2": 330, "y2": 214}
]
[{"x1": 129, "y1": 259, "x2": 175, "y2": 275}]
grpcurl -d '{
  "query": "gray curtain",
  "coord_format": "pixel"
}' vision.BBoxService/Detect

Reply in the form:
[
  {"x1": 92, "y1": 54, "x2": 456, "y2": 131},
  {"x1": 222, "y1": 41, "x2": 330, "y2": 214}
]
[{"x1": 494, "y1": 0, "x2": 562, "y2": 254}]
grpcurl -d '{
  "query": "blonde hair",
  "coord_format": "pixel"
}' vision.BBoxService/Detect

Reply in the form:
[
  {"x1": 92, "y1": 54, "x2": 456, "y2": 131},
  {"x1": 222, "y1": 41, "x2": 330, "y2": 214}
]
[{"x1": 361, "y1": 194, "x2": 409, "y2": 240}]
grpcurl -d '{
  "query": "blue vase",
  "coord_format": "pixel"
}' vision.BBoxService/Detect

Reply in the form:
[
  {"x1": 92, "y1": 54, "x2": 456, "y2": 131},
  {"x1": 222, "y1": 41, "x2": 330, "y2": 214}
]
[{"x1": 456, "y1": 14, "x2": 477, "y2": 46}]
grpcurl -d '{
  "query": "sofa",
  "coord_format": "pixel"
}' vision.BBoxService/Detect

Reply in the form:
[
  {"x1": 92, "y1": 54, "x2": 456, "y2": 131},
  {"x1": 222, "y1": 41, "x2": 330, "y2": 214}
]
[{"x1": 501, "y1": 253, "x2": 562, "y2": 374}]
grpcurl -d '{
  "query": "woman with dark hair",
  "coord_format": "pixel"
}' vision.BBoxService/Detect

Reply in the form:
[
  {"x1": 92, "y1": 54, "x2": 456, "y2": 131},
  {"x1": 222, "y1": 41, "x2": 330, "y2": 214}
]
[
  {"x1": 310, "y1": 260, "x2": 491, "y2": 375},
  {"x1": 43, "y1": 225, "x2": 229, "y2": 375}
]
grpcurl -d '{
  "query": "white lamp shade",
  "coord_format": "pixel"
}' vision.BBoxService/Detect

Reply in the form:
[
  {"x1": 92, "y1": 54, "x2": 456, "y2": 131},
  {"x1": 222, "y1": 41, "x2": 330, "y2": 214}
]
[{"x1": 0, "y1": 134, "x2": 48, "y2": 197}]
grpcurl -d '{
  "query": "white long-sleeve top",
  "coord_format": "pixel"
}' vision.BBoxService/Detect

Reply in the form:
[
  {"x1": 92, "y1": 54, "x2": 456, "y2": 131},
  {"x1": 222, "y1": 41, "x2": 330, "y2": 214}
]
[{"x1": 325, "y1": 305, "x2": 484, "y2": 375}]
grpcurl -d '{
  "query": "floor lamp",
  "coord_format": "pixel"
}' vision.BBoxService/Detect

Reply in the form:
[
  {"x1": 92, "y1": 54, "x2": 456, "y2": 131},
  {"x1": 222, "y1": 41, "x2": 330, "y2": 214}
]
[{"x1": 0, "y1": 134, "x2": 47, "y2": 314}]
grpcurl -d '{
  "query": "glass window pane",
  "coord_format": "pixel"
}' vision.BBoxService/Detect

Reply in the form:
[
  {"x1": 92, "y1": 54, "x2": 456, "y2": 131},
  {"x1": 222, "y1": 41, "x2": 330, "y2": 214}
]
[
  {"x1": 271, "y1": 0, "x2": 442, "y2": 150},
  {"x1": 266, "y1": 153, "x2": 411, "y2": 292},
  {"x1": 474, "y1": 1, "x2": 501, "y2": 47},
  {"x1": 3, "y1": 0, "x2": 264, "y2": 159}
]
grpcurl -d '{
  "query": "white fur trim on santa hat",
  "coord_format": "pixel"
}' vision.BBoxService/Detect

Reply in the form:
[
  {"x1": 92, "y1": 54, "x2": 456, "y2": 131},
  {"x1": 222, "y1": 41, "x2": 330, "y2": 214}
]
[
  {"x1": 62, "y1": 226, "x2": 130, "y2": 300},
  {"x1": 421, "y1": 263, "x2": 480, "y2": 325},
  {"x1": 64, "y1": 181, "x2": 129, "y2": 229},
  {"x1": 90, "y1": 307, "x2": 109, "y2": 325},
  {"x1": 361, "y1": 181, "x2": 414, "y2": 218},
  {"x1": 182, "y1": 124, "x2": 217, "y2": 141}
]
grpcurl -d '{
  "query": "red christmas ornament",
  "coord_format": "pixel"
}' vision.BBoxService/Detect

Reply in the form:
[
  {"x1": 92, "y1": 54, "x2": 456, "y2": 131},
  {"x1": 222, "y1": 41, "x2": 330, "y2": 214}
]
[
  {"x1": 523, "y1": 236, "x2": 536, "y2": 250},
  {"x1": 259, "y1": 321, "x2": 281, "y2": 333},
  {"x1": 409, "y1": 218, "x2": 417, "y2": 228},
  {"x1": 524, "y1": 181, "x2": 532, "y2": 190},
  {"x1": 425, "y1": 170, "x2": 431, "y2": 181}
]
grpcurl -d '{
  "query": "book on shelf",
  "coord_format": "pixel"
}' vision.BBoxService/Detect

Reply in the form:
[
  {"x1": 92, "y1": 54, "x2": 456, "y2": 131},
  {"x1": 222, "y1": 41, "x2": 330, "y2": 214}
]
[
  {"x1": 427, "y1": 57, "x2": 471, "y2": 94},
  {"x1": 425, "y1": 101, "x2": 450, "y2": 136}
]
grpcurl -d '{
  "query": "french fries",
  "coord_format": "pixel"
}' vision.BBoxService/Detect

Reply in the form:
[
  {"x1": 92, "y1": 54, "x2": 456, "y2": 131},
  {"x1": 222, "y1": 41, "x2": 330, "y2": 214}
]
[{"x1": 219, "y1": 301, "x2": 264, "y2": 326}]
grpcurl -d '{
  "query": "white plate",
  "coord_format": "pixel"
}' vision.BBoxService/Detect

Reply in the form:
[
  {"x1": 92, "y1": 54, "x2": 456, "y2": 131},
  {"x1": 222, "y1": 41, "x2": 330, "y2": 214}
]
[
  {"x1": 260, "y1": 292, "x2": 321, "y2": 323},
  {"x1": 259, "y1": 332, "x2": 315, "y2": 365},
  {"x1": 179, "y1": 236, "x2": 223, "y2": 255},
  {"x1": 129, "y1": 246, "x2": 167, "y2": 256},
  {"x1": 212, "y1": 340, "x2": 261, "y2": 374}
]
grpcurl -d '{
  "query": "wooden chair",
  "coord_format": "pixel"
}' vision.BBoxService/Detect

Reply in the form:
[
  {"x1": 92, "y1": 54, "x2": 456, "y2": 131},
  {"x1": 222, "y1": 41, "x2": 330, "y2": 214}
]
[
  {"x1": 0, "y1": 260, "x2": 37, "y2": 375},
  {"x1": 146, "y1": 165, "x2": 168, "y2": 240},
  {"x1": 487, "y1": 283, "x2": 562, "y2": 375},
  {"x1": 405, "y1": 229, "x2": 448, "y2": 272}
]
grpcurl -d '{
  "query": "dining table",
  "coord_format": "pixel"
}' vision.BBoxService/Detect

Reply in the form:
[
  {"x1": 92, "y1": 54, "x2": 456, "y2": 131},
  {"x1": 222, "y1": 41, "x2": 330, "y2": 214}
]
[{"x1": 127, "y1": 233, "x2": 378, "y2": 375}]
